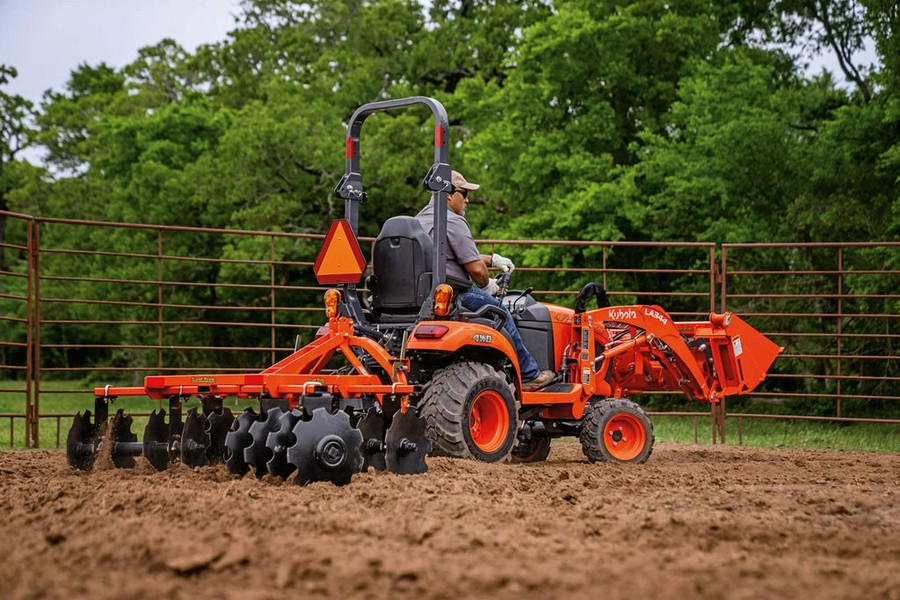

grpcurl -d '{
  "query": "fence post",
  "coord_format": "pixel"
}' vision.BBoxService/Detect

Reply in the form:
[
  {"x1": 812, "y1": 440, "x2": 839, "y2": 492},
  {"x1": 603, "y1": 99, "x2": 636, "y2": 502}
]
[
  {"x1": 709, "y1": 245, "x2": 716, "y2": 314},
  {"x1": 270, "y1": 235, "x2": 276, "y2": 364},
  {"x1": 715, "y1": 245, "x2": 728, "y2": 444},
  {"x1": 25, "y1": 219, "x2": 34, "y2": 448},
  {"x1": 31, "y1": 221, "x2": 41, "y2": 448},
  {"x1": 711, "y1": 399, "x2": 726, "y2": 444},
  {"x1": 158, "y1": 230, "x2": 164, "y2": 372},
  {"x1": 836, "y1": 246, "x2": 843, "y2": 418},
  {"x1": 719, "y1": 245, "x2": 727, "y2": 314}
]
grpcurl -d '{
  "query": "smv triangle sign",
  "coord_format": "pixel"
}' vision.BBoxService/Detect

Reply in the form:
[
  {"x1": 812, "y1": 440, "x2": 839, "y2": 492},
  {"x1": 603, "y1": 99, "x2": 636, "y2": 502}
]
[{"x1": 313, "y1": 220, "x2": 367, "y2": 284}]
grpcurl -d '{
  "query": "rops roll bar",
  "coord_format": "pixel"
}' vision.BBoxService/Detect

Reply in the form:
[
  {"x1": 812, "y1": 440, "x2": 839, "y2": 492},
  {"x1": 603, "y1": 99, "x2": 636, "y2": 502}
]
[{"x1": 333, "y1": 96, "x2": 453, "y2": 290}]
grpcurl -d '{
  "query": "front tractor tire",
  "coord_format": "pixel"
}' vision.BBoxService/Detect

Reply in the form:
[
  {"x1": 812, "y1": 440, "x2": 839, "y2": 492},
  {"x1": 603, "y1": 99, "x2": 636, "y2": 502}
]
[
  {"x1": 580, "y1": 398, "x2": 654, "y2": 464},
  {"x1": 421, "y1": 362, "x2": 519, "y2": 462}
]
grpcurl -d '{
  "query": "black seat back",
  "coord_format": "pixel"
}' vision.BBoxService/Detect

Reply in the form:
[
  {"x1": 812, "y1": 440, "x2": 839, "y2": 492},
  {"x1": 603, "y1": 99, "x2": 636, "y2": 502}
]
[{"x1": 371, "y1": 216, "x2": 433, "y2": 314}]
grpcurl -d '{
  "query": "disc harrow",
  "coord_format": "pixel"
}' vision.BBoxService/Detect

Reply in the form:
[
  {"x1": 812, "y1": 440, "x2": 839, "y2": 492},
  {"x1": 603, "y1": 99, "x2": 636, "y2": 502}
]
[
  {"x1": 68, "y1": 389, "x2": 429, "y2": 486},
  {"x1": 287, "y1": 408, "x2": 363, "y2": 486},
  {"x1": 67, "y1": 395, "x2": 236, "y2": 472},
  {"x1": 263, "y1": 408, "x2": 302, "y2": 479}
]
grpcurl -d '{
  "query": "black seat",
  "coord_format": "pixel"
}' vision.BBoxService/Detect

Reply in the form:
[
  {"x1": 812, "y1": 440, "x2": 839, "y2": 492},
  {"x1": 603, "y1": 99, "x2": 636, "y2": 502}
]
[{"x1": 369, "y1": 216, "x2": 433, "y2": 321}]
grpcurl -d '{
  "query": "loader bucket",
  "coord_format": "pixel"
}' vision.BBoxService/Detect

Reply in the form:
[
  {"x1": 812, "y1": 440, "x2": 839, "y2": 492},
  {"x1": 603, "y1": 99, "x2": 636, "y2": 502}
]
[{"x1": 712, "y1": 313, "x2": 783, "y2": 396}]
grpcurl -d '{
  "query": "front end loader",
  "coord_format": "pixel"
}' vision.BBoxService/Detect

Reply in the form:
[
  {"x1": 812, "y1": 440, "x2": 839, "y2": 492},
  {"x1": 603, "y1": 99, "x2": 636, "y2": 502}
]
[{"x1": 67, "y1": 96, "x2": 782, "y2": 484}]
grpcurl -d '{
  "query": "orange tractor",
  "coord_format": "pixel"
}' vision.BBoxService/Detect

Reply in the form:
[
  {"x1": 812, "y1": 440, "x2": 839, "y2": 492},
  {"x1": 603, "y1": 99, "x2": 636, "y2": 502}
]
[{"x1": 67, "y1": 97, "x2": 782, "y2": 484}]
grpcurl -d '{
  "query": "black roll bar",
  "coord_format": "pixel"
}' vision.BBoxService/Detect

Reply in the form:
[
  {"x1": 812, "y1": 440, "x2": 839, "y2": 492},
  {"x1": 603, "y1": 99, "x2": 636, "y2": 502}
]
[{"x1": 333, "y1": 96, "x2": 453, "y2": 302}]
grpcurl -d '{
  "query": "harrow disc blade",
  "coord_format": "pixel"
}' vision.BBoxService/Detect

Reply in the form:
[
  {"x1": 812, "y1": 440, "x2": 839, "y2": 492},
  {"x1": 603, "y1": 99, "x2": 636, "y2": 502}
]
[
  {"x1": 224, "y1": 408, "x2": 258, "y2": 475},
  {"x1": 287, "y1": 408, "x2": 363, "y2": 486},
  {"x1": 265, "y1": 409, "x2": 302, "y2": 479},
  {"x1": 181, "y1": 408, "x2": 209, "y2": 469},
  {"x1": 245, "y1": 408, "x2": 282, "y2": 478},
  {"x1": 66, "y1": 410, "x2": 98, "y2": 471},
  {"x1": 143, "y1": 409, "x2": 171, "y2": 471},
  {"x1": 357, "y1": 409, "x2": 386, "y2": 472},
  {"x1": 109, "y1": 409, "x2": 137, "y2": 469},
  {"x1": 385, "y1": 409, "x2": 430, "y2": 476},
  {"x1": 205, "y1": 407, "x2": 234, "y2": 465}
]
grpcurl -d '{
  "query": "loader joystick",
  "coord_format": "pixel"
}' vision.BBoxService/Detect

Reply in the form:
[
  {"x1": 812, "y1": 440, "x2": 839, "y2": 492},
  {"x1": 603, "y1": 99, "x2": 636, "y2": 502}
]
[{"x1": 495, "y1": 271, "x2": 511, "y2": 297}]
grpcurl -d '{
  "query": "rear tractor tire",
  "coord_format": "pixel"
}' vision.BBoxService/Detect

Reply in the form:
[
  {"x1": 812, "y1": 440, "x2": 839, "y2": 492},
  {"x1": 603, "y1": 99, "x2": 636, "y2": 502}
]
[
  {"x1": 420, "y1": 362, "x2": 519, "y2": 462},
  {"x1": 580, "y1": 398, "x2": 654, "y2": 464}
]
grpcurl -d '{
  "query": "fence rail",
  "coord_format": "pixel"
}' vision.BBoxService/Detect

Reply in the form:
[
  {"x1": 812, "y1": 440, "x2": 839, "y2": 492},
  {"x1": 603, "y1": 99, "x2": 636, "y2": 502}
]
[
  {"x1": 720, "y1": 242, "x2": 899, "y2": 421},
  {"x1": 1, "y1": 211, "x2": 897, "y2": 448}
]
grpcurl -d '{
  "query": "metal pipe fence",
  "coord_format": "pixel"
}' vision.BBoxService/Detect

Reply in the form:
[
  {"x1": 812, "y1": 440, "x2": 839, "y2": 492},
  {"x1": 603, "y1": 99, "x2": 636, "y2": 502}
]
[
  {"x1": 720, "y1": 242, "x2": 900, "y2": 422},
  {"x1": 1, "y1": 210, "x2": 897, "y2": 448}
]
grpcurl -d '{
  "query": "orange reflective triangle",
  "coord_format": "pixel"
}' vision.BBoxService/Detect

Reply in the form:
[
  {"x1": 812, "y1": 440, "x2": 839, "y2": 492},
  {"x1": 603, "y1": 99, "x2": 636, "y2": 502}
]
[{"x1": 314, "y1": 220, "x2": 367, "y2": 284}]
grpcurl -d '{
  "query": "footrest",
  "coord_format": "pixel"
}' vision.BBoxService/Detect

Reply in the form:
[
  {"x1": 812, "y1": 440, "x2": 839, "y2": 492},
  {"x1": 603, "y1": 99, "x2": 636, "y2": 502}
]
[{"x1": 533, "y1": 383, "x2": 575, "y2": 394}]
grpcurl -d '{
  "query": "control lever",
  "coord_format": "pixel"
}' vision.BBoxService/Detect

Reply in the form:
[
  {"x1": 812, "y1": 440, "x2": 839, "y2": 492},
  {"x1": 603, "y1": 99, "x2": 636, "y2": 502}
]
[
  {"x1": 511, "y1": 286, "x2": 533, "y2": 315},
  {"x1": 495, "y1": 271, "x2": 511, "y2": 298}
]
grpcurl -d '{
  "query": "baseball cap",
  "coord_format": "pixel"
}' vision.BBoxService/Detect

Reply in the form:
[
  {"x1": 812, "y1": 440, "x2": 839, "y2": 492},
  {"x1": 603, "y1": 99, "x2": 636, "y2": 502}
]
[{"x1": 451, "y1": 170, "x2": 480, "y2": 191}]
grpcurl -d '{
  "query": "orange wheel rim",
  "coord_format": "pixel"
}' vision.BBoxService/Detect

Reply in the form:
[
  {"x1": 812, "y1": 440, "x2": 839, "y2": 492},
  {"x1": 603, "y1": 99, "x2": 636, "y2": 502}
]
[
  {"x1": 469, "y1": 390, "x2": 509, "y2": 453},
  {"x1": 603, "y1": 413, "x2": 646, "y2": 461}
]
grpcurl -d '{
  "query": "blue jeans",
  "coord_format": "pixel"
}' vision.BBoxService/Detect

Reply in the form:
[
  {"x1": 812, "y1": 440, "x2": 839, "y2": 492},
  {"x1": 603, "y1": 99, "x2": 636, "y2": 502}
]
[{"x1": 458, "y1": 286, "x2": 541, "y2": 381}]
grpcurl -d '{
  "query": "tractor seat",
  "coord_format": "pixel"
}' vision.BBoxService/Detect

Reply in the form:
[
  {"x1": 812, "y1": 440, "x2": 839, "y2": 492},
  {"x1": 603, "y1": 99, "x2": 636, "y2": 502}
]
[{"x1": 368, "y1": 216, "x2": 434, "y2": 322}]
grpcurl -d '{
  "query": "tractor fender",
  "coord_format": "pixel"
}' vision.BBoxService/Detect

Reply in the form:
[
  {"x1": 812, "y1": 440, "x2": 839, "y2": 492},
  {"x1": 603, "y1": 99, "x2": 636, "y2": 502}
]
[{"x1": 406, "y1": 320, "x2": 521, "y2": 383}]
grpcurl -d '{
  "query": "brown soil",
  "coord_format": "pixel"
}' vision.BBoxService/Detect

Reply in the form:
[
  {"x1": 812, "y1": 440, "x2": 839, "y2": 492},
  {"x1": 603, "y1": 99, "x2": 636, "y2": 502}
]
[{"x1": 1, "y1": 442, "x2": 898, "y2": 600}]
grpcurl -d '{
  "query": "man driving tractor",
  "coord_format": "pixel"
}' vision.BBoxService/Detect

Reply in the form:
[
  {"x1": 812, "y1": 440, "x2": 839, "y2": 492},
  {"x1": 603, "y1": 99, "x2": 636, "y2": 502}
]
[{"x1": 415, "y1": 170, "x2": 555, "y2": 390}]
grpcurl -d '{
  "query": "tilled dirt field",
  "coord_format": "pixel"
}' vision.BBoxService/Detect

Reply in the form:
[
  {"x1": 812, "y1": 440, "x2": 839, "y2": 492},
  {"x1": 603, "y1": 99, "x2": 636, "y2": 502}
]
[{"x1": 1, "y1": 442, "x2": 898, "y2": 600}]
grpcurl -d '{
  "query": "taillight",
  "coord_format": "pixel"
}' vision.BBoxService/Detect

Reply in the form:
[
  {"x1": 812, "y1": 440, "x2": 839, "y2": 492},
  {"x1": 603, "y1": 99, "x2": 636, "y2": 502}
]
[
  {"x1": 414, "y1": 325, "x2": 449, "y2": 339},
  {"x1": 433, "y1": 283, "x2": 454, "y2": 317},
  {"x1": 324, "y1": 288, "x2": 341, "y2": 318}
]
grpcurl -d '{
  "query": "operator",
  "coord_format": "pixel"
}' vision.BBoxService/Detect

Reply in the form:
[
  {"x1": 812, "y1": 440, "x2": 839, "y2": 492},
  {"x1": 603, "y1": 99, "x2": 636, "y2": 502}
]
[{"x1": 416, "y1": 170, "x2": 555, "y2": 390}]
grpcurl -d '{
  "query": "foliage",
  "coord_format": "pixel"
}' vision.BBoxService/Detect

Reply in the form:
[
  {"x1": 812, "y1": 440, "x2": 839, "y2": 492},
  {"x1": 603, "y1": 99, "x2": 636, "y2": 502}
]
[{"x1": 1, "y1": 0, "x2": 897, "y2": 417}]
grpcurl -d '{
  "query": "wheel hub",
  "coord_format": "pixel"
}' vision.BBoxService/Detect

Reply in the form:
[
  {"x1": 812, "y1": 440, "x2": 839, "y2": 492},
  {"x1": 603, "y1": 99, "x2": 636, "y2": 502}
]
[
  {"x1": 315, "y1": 435, "x2": 347, "y2": 470},
  {"x1": 609, "y1": 427, "x2": 625, "y2": 444}
]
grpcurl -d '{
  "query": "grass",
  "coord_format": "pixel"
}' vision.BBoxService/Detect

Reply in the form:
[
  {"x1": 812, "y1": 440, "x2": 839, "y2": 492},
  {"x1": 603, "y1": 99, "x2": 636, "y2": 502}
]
[
  {"x1": 0, "y1": 380, "x2": 260, "y2": 449},
  {"x1": 652, "y1": 415, "x2": 900, "y2": 453},
  {"x1": 1, "y1": 381, "x2": 898, "y2": 452}
]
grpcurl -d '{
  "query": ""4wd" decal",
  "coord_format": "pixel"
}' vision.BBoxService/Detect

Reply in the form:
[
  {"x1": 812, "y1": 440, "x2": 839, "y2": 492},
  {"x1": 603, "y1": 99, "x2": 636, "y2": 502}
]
[{"x1": 473, "y1": 334, "x2": 493, "y2": 344}]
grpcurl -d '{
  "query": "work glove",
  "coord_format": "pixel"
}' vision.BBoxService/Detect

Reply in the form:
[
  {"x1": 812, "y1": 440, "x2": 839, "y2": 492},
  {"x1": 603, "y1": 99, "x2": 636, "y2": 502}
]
[
  {"x1": 491, "y1": 253, "x2": 515, "y2": 273},
  {"x1": 481, "y1": 278, "x2": 500, "y2": 296}
]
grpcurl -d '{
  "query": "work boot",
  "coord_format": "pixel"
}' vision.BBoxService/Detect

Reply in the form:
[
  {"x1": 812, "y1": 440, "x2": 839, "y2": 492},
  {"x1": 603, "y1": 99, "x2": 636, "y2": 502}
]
[{"x1": 524, "y1": 370, "x2": 555, "y2": 390}]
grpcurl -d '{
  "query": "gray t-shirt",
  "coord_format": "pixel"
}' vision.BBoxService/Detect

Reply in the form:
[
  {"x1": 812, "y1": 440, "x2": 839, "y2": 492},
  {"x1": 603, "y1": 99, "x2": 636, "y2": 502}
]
[{"x1": 415, "y1": 199, "x2": 481, "y2": 290}]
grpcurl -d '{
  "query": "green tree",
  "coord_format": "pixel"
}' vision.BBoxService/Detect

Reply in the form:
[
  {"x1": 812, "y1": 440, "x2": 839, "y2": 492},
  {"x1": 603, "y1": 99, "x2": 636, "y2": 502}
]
[
  {"x1": 4, "y1": 0, "x2": 896, "y2": 383},
  {"x1": 0, "y1": 65, "x2": 35, "y2": 264},
  {"x1": 34, "y1": 63, "x2": 126, "y2": 175}
]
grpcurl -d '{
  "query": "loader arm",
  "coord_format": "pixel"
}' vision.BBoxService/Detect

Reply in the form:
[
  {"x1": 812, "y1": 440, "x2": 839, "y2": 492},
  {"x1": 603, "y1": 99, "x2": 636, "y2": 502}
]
[{"x1": 584, "y1": 306, "x2": 782, "y2": 403}]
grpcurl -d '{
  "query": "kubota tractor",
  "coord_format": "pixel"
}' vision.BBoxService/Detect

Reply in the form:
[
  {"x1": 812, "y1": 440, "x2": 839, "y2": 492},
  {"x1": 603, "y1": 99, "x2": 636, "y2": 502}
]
[{"x1": 67, "y1": 97, "x2": 782, "y2": 485}]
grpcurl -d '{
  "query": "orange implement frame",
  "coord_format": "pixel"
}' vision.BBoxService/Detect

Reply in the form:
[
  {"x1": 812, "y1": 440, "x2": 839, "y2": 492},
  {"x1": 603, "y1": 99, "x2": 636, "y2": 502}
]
[{"x1": 95, "y1": 315, "x2": 413, "y2": 406}]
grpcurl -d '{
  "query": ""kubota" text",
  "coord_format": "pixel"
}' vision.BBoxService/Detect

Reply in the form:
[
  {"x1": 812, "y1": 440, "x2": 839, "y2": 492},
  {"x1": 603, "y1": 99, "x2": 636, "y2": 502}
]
[{"x1": 608, "y1": 308, "x2": 637, "y2": 321}]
